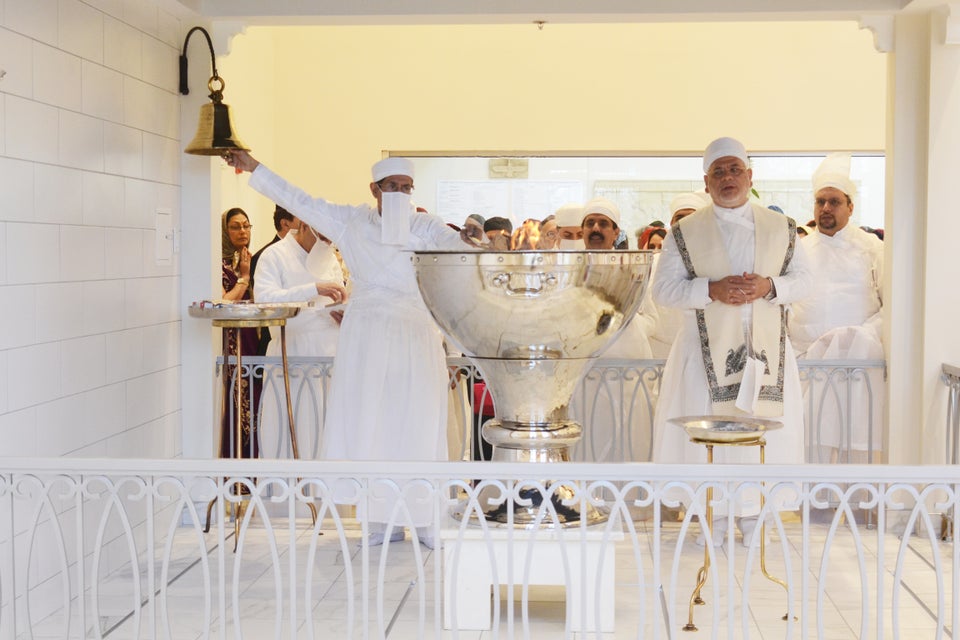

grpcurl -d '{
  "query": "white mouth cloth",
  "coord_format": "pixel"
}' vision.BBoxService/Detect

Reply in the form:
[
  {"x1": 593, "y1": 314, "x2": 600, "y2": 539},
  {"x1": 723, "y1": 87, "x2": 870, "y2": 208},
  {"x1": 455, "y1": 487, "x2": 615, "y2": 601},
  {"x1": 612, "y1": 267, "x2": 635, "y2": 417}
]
[
  {"x1": 380, "y1": 192, "x2": 413, "y2": 246},
  {"x1": 735, "y1": 319, "x2": 764, "y2": 413}
]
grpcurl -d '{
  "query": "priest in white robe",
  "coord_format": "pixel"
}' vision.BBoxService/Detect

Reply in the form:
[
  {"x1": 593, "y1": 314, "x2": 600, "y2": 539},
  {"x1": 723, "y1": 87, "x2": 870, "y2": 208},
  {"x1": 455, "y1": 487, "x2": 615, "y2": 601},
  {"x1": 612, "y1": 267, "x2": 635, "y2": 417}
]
[
  {"x1": 790, "y1": 153, "x2": 884, "y2": 464},
  {"x1": 225, "y1": 150, "x2": 471, "y2": 549},
  {"x1": 254, "y1": 219, "x2": 346, "y2": 460},
  {"x1": 651, "y1": 137, "x2": 812, "y2": 545}
]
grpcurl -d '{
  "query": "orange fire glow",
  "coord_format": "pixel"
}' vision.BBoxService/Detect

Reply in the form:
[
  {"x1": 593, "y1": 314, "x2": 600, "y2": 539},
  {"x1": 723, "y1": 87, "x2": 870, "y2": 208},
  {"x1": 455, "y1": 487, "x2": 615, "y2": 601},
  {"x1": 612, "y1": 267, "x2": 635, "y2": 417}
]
[{"x1": 511, "y1": 219, "x2": 542, "y2": 250}]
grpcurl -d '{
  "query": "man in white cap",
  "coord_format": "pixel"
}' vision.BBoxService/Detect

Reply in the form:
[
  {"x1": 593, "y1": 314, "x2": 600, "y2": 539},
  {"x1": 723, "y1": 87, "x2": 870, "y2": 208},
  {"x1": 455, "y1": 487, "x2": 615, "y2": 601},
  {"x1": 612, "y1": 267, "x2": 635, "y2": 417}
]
[
  {"x1": 651, "y1": 137, "x2": 812, "y2": 547},
  {"x1": 224, "y1": 149, "x2": 473, "y2": 549},
  {"x1": 789, "y1": 153, "x2": 884, "y2": 464},
  {"x1": 554, "y1": 203, "x2": 584, "y2": 249},
  {"x1": 581, "y1": 197, "x2": 622, "y2": 250},
  {"x1": 669, "y1": 192, "x2": 709, "y2": 227}
]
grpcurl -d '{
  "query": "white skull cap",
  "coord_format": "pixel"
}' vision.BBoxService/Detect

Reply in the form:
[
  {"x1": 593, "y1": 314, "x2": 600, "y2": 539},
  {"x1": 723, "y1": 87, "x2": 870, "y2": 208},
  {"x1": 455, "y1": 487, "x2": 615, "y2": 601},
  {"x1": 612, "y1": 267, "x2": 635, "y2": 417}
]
[
  {"x1": 372, "y1": 157, "x2": 415, "y2": 182},
  {"x1": 669, "y1": 192, "x2": 710, "y2": 216},
  {"x1": 554, "y1": 202, "x2": 583, "y2": 227},
  {"x1": 581, "y1": 197, "x2": 620, "y2": 226},
  {"x1": 703, "y1": 137, "x2": 749, "y2": 173}
]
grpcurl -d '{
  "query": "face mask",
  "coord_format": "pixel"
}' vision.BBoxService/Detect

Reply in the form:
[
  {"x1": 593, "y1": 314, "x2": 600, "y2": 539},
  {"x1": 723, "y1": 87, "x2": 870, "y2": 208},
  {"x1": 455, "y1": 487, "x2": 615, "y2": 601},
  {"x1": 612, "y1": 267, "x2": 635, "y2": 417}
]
[
  {"x1": 380, "y1": 191, "x2": 412, "y2": 246},
  {"x1": 558, "y1": 238, "x2": 584, "y2": 250}
]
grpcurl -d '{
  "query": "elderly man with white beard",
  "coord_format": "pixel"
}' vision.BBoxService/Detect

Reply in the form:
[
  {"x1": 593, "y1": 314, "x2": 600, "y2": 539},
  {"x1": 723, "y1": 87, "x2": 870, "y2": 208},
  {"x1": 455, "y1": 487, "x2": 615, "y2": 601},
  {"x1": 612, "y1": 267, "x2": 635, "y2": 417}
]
[
  {"x1": 651, "y1": 137, "x2": 813, "y2": 547},
  {"x1": 789, "y1": 153, "x2": 884, "y2": 464}
]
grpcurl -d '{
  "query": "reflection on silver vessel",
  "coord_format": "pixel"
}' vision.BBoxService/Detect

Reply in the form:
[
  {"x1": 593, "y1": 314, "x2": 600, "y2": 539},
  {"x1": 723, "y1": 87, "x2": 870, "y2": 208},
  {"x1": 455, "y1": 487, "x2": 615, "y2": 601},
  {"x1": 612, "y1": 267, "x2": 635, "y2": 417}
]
[{"x1": 412, "y1": 250, "x2": 653, "y2": 526}]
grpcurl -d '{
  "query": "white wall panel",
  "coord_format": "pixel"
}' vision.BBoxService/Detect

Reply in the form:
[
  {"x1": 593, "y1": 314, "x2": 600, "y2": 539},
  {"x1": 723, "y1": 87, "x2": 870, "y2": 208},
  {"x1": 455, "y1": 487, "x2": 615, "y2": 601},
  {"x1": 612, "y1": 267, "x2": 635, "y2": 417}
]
[
  {"x1": 82, "y1": 171, "x2": 125, "y2": 227},
  {"x1": 0, "y1": 285, "x2": 36, "y2": 349},
  {"x1": 3, "y1": 0, "x2": 57, "y2": 46},
  {"x1": 58, "y1": 0, "x2": 104, "y2": 63},
  {"x1": 32, "y1": 42, "x2": 81, "y2": 110},
  {"x1": 81, "y1": 60, "x2": 124, "y2": 123},
  {"x1": 35, "y1": 163, "x2": 82, "y2": 224},
  {"x1": 81, "y1": 279, "x2": 125, "y2": 334},
  {"x1": 34, "y1": 282, "x2": 82, "y2": 342},
  {"x1": 5, "y1": 95, "x2": 58, "y2": 163},
  {"x1": 7, "y1": 342, "x2": 60, "y2": 411},
  {"x1": 103, "y1": 227, "x2": 143, "y2": 278},
  {"x1": 60, "y1": 334, "x2": 106, "y2": 396},
  {"x1": 103, "y1": 122, "x2": 142, "y2": 177},
  {"x1": 103, "y1": 15, "x2": 141, "y2": 78},
  {"x1": 60, "y1": 224, "x2": 105, "y2": 281},
  {"x1": 0, "y1": 27, "x2": 33, "y2": 98},
  {"x1": 59, "y1": 109, "x2": 104, "y2": 171},
  {"x1": 0, "y1": 156, "x2": 34, "y2": 222},
  {"x1": 5, "y1": 222, "x2": 59, "y2": 284}
]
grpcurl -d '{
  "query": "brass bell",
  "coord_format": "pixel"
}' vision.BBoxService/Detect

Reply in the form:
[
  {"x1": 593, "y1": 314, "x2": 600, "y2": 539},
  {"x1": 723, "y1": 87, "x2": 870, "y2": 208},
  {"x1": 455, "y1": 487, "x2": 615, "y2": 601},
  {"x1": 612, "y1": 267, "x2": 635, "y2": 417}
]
[{"x1": 184, "y1": 76, "x2": 249, "y2": 156}]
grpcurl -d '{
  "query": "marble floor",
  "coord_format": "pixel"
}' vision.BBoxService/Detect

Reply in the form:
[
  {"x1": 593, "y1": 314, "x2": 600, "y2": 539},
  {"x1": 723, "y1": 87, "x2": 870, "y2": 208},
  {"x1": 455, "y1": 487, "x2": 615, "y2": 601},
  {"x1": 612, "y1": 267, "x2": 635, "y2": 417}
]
[{"x1": 29, "y1": 512, "x2": 954, "y2": 639}]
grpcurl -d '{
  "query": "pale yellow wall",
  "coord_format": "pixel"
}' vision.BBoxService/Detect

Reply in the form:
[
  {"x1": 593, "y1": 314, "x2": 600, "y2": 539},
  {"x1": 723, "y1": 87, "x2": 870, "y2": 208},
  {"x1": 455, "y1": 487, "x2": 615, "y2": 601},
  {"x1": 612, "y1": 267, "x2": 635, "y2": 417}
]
[
  {"x1": 216, "y1": 28, "x2": 278, "y2": 250},
  {"x1": 220, "y1": 21, "x2": 885, "y2": 211}
]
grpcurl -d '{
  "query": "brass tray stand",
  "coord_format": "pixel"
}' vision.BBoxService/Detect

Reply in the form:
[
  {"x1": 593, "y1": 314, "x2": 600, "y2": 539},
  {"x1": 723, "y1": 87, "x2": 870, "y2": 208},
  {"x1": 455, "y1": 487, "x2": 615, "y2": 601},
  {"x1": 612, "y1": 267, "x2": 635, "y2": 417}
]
[
  {"x1": 203, "y1": 317, "x2": 318, "y2": 550},
  {"x1": 683, "y1": 437, "x2": 789, "y2": 632}
]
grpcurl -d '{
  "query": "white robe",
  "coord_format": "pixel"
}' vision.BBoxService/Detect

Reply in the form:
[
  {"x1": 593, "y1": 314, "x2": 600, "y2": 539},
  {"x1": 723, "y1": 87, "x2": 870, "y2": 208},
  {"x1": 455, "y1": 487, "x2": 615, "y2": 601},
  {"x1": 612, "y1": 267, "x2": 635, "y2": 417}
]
[
  {"x1": 789, "y1": 225, "x2": 884, "y2": 457},
  {"x1": 249, "y1": 164, "x2": 465, "y2": 526},
  {"x1": 645, "y1": 253, "x2": 684, "y2": 359},
  {"x1": 253, "y1": 232, "x2": 344, "y2": 460},
  {"x1": 575, "y1": 290, "x2": 657, "y2": 462},
  {"x1": 651, "y1": 202, "x2": 812, "y2": 515}
]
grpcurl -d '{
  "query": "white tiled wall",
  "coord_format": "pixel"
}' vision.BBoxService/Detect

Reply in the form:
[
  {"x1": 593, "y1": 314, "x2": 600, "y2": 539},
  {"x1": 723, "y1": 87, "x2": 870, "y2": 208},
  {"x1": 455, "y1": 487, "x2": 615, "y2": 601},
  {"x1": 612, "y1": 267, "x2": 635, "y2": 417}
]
[{"x1": 0, "y1": 0, "x2": 183, "y2": 458}]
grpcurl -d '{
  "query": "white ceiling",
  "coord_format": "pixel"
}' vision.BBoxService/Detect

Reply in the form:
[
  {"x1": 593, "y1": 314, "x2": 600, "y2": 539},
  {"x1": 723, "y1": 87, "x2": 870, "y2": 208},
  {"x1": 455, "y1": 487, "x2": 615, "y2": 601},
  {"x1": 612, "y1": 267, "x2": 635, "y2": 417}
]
[{"x1": 187, "y1": 0, "x2": 928, "y2": 26}]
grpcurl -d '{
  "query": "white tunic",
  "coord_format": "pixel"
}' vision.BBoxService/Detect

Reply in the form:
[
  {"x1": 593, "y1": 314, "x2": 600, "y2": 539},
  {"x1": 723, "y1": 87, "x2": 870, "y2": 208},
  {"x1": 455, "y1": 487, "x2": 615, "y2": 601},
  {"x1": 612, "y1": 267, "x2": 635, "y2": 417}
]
[
  {"x1": 249, "y1": 164, "x2": 465, "y2": 525},
  {"x1": 789, "y1": 225, "x2": 883, "y2": 354},
  {"x1": 650, "y1": 203, "x2": 812, "y2": 514},
  {"x1": 253, "y1": 232, "x2": 344, "y2": 460},
  {"x1": 645, "y1": 253, "x2": 684, "y2": 359},
  {"x1": 789, "y1": 225, "x2": 885, "y2": 454},
  {"x1": 253, "y1": 232, "x2": 344, "y2": 358}
]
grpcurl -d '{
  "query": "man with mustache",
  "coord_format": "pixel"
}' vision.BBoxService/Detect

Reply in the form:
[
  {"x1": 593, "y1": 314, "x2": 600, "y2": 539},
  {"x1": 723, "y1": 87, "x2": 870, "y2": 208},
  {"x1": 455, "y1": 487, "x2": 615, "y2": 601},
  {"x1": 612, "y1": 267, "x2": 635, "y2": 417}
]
[
  {"x1": 581, "y1": 197, "x2": 621, "y2": 250},
  {"x1": 789, "y1": 153, "x2": 884, "y2": 465}
]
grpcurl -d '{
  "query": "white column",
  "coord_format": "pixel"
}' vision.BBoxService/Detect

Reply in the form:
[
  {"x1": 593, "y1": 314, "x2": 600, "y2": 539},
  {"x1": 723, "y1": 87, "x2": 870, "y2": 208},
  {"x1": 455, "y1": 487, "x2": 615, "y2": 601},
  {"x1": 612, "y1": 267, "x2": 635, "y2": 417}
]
[
  {"x1": 885, "y1": 7, "x2": 960, "y2": 464},
  {"x1": 920, "y1": 6, "x2": 960, "y2": 463}
]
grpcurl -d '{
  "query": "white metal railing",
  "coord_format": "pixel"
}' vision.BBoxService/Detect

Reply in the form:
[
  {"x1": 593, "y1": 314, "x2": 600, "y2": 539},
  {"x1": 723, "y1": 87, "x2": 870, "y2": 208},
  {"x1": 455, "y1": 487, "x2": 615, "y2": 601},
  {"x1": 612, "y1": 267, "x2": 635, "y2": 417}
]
[
  {"x1": 226, "y1": 356, "x2": 886, "y2": 465},
  {"x1": 942, "y1": 364, "x2": 960, "y2": 466},
  {"x1": 0, "y1": 458, "x2": 957, "y2": 639}
]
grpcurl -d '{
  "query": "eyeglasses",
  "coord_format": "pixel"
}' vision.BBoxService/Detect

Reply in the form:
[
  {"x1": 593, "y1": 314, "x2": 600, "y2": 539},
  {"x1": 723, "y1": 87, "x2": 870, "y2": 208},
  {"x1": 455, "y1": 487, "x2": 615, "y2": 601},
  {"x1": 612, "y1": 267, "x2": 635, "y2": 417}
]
[
  {"x1": 709, "y1": 164, "x2": 748, "y2": 179},
  {"x1": 583, "y1": 217, "x2": 613, "y2": 229},
  {"x1": 227, "y1": 223, "x2": 252, "y2": 231},
  {"x1": 377, "y1": 180, "x2": 414, "y2": 194},
  {"x1": 814, "y1": 197, "x2": 848, "y2": 209}
]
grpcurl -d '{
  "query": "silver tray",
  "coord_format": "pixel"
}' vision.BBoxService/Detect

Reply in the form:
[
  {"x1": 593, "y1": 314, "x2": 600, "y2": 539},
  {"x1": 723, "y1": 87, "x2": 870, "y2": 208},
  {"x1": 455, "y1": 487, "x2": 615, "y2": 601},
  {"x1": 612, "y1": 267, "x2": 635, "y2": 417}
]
[
  {"x1": 187, "y1": 301, "x2": 306, "y2": 321},
  {"x1": 668, "y1": 415, "x2": 783, "y2": 443}
]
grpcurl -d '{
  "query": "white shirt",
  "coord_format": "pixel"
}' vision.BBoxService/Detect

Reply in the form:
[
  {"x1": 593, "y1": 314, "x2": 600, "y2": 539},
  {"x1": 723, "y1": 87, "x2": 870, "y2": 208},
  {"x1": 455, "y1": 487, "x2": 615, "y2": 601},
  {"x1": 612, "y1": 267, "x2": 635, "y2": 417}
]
[
  {"x1": 253, "y1": 232, "x2": 344, "y2": 357},
  {"x1": 789, "y1": 224, "x2": 883, "y2": 354}
]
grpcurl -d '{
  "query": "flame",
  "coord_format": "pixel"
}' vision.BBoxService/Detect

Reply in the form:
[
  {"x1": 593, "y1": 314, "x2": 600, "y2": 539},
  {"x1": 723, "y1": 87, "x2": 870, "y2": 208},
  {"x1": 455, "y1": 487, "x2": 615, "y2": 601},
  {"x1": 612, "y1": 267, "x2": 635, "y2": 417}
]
[{"x1": 511, "y1": 219, "x2": 542, "y2": 250}]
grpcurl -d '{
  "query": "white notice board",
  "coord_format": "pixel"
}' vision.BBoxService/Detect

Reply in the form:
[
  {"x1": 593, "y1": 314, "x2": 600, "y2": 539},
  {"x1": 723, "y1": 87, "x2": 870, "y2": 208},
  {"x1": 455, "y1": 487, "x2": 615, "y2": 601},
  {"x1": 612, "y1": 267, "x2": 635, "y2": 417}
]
[
  {"x1": 437, "y1": 180, "x2": 583, "y2": 226},
  {"x1": 436, "y1": 181, "x2": 510, "y2": 223}
]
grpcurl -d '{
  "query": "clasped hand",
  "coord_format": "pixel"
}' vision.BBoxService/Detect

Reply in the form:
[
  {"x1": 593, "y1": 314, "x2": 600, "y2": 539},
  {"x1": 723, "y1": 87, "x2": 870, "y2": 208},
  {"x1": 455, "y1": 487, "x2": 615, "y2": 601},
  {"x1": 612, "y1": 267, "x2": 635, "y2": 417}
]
[{"x1": 708, "y1": 272, "x2": 771, "y2": 306}]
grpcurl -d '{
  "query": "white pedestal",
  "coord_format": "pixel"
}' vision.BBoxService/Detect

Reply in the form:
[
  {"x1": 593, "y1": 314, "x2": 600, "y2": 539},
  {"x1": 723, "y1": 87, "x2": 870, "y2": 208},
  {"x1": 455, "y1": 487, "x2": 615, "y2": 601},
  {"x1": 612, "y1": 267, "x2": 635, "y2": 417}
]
[{"x1": 441, "y1": 523, "x2": 621, "y2": 632}]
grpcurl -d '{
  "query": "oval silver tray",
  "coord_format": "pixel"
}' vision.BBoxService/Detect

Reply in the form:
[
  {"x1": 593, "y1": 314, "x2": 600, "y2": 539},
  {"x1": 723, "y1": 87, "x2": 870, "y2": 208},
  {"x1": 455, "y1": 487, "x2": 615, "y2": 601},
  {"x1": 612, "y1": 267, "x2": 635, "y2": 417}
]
[
  {"x1": 668, "y1": 414, "x2": 784, "y2": 443},
  {"x1": 187, "y1": 302, "x2": 303, "y2": 321}
]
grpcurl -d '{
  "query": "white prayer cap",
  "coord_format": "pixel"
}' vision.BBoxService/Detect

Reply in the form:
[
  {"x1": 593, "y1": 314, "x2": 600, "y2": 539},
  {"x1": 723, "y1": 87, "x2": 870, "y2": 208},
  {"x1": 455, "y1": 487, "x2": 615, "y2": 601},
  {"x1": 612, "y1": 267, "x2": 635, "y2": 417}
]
[
  {"x1": 812, "y1": 153, "x2": 856, "y2": 202},
  {"x1": 702, "y1": 137, "x2": 749, "y2": 173},
  {"x1": 669, "y1": 192, "x2": 709, "y2": 216},
  {"x1": 371, "y1": 157, "x2": 415, "y2": 182},
  {"x1": 582, "y1": 197, "x2": 620, "y2": 226},
  {"x1": 554, "y1": 202, "x2": 584, "y2": 227}
]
